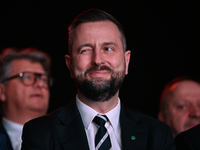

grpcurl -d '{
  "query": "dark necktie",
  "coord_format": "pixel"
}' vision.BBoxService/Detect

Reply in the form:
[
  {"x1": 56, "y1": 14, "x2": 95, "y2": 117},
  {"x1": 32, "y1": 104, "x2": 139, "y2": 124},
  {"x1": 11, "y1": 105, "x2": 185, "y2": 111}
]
[{"x1": 93, "y1": 115, "x2": 112, "y2": 150}]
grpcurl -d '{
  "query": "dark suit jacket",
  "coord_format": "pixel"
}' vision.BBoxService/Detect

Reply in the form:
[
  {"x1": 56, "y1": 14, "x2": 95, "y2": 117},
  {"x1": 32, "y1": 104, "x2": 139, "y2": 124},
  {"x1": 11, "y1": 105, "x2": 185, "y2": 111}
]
[
  {"x1": 175, "y1": 124, "x2": 200, "y2": 150},
  {"x1": 21, "y1": 100, "x2": 175, "y2": 150},
  {"x1": 0, "y1": 133, "x2": 7, "y2": 150},
  {"x1": 0, "y1": 121, "x2": 13, "y2": 150}
]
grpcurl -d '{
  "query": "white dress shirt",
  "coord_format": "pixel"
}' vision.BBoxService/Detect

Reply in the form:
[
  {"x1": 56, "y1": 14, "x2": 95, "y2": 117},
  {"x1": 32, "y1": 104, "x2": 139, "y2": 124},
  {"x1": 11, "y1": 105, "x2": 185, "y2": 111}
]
[
  {"x1": 76, "y1": 96, "x2": 121, "y2": 150},
  {"x1": 2, "y1": 117, "x2": 23, "y2": 150}
]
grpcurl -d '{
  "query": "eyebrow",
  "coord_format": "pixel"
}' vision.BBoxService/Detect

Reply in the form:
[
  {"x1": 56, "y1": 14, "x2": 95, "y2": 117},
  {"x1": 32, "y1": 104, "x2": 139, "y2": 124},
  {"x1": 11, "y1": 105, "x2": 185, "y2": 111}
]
[
  {"x1": 102, "y1": 42, "x2": 118, "y2": 47},
  {"x1": 77, "y1": 42, "x2": 118, "y2": 51}
]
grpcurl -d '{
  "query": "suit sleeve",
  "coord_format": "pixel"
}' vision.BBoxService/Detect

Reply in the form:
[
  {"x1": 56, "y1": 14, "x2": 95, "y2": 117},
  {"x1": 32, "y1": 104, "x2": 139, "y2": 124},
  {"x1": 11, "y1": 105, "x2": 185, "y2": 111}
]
[
  {"x1": 175, "y1": 133, "x2": 195, "y2": 150},
  {"x1": 21, "y1": 122, "x2": 45, "y2": 150}
]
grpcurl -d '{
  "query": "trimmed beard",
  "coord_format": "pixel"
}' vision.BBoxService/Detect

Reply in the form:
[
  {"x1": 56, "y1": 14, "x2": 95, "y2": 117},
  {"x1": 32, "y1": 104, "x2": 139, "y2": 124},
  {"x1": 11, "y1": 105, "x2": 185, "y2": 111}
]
[{"x1": 73, "y1": 65, "x2": 126, "y2": 102}]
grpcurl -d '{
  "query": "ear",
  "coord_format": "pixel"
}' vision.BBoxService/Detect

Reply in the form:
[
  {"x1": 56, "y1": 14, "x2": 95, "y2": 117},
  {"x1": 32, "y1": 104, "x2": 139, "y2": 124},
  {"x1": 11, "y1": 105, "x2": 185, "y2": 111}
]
[
  {"x1": 65, "y1": 54, "x2": 74, "y2": 78},
  {"x1": 124, "y1": 50, "x2": 131, "y2": 75},
  {"x1": 158, "y1": 111, "x2": 164, "y2": 122},
  {"x1": 0, "y1": 83, "x2": 6, "y2": 102}
]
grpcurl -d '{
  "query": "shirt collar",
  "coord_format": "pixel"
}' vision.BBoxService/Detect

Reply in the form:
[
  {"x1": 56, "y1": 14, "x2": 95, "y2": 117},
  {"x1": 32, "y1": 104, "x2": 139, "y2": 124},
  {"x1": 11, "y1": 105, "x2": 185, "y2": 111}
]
[
  {"x1": 105, "y1": 98, "x2": 121, "y2": 132},
  {"x1": 76, "y1": 96, "x2": 121, "y2": 131},
  {"x1": 2, "y1": 117, "x2": 23, "y2": 135}
]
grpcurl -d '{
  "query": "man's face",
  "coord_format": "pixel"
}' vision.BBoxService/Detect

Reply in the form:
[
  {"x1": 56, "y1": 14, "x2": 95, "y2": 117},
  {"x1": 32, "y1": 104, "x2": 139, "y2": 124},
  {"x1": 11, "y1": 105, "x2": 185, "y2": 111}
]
[
  {"x1": 65, "y1": 21, "x2": 130, "y2": 101},
  {"x1": 1, "y1": 59, "x2": 50, "y2": 115},
  {"x1": 163, "y1": 81, "x2": 200, "y2": 137}
]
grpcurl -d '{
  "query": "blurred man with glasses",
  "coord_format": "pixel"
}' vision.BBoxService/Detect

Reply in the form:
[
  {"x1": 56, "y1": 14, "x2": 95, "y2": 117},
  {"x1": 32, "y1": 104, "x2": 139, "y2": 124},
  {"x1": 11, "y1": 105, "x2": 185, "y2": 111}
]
[{"x1": 0, "y1": 48, "x2": 52, "y2": 150}]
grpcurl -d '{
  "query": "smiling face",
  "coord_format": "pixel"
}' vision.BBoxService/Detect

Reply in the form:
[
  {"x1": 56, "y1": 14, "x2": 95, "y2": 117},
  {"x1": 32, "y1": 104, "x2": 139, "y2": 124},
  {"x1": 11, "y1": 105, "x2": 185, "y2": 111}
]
[
  {"x1": 0, "y1": 59, "x2": 50, "y2": 116},
  {"x1": 159, "y1": 80, "x2": 200, "y2": 137},
  {"x1": 65, "y1": 21, "x2": 130, "y2": 102}
]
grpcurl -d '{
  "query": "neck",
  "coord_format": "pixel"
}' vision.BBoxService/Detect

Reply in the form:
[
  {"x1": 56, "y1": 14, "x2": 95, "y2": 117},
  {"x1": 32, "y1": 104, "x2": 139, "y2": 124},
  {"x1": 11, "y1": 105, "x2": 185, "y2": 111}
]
[
  {"x1": 3, "y1": 108, "x2": 46, "y2": 125},
  {"x1": 78, "y1": 91, "x2": 119, "y2": 114}
]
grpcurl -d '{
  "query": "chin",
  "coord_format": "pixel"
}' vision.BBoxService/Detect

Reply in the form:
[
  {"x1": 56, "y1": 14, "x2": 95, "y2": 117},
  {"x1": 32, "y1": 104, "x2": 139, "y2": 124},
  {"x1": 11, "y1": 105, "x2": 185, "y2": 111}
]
[{"x1": 30, "y1": 104, "x2": 48, "y2": 113}]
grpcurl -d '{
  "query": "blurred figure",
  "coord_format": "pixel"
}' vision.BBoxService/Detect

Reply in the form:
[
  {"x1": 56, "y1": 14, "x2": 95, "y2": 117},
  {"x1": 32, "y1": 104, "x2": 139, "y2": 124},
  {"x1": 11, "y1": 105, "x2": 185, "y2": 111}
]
[
  {"x1": 158, "y1": 77, "x2": 200, "y2": 137},
  {"x1": 0, "y1": 133, "x2": 7, "y2": 150},
  {"x1": 175, "y1": 123, "x2": 200, "y2": 150},
  {"x1": 0, "y1": 48, "x2": 52, "y2": 150}
]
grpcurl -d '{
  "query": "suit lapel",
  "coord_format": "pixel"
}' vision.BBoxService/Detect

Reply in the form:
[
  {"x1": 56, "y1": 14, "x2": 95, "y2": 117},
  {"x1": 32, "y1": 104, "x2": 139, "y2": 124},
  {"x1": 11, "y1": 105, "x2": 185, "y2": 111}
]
[
  {"x1": 55, "y1": 100, "x2": 149, "y2": 150},
  {"x1": 120, "y1": 105, "x2": 147, "y2": 150},
  {"x1": 56, "y1": 101, "x2": 90, "y2": 150}
]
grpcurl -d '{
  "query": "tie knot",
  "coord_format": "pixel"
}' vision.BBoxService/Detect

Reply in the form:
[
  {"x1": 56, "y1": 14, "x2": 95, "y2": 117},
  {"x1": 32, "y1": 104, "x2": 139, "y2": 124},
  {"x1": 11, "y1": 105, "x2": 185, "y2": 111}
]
[{"x1": 93, "y1": 115, "x2": 108, "y2": 126}]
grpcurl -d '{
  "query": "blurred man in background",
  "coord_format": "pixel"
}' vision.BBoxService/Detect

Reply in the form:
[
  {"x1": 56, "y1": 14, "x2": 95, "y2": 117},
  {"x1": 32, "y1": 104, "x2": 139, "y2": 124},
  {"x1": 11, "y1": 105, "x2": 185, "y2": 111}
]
[
  {"x1": 158, "y1": 77, "x2": 200, "y2": 137},
  {"x1": 0, "y1": 48, "x2": 52, "y2": 150}
]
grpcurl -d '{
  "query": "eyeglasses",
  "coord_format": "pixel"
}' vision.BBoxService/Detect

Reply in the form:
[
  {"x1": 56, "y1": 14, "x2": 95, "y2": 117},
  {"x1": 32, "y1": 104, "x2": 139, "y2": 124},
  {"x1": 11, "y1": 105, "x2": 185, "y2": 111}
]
[{"x1": 2, "y1": 72, "x2": 53, "y2": 88}]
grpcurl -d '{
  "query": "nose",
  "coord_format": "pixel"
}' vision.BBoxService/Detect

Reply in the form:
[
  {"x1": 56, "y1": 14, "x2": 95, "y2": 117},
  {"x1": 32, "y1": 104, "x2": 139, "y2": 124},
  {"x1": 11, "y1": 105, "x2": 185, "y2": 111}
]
[
  {"x1": 92, "y1": 50, "x2": 105, "y2": 66},
  {"x1": 189, "y1": 105, "x2": 200, "y2": 118}
]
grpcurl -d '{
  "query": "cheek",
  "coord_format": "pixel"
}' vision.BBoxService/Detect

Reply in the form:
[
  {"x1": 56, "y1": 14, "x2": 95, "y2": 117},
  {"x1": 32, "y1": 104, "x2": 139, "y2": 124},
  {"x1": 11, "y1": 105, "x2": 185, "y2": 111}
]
[
  {"x1": 167, "y1": 109, "x2": 188, "y2": 126},
  {"x1": 43, "y1": 89, "x2": 50, "y2": 102},
  {"x1": 17, "y1": 87, "x2": 30, "y2": 102},
  {"x1": 109, "y1": 57, "x2": 125, "y2": 71},
  {"x1": 6, "y1": 84, "x2": 27, "y2": 101},
  {"x1": 173, "y1": 116, "x2": 188, "y2": 134},
  {"x1": 72, "y1": 57, "x2": 90, "y2": 73}
]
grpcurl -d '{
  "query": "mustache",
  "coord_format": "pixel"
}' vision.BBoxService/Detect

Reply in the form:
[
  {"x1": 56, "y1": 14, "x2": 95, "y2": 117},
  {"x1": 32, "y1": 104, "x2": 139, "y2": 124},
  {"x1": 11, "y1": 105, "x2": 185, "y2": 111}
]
[
  {"x1": 184, "y1": 118, "x2": 200, "y2": 128},
  {"x1": 85, "y1": 65, "x2": 113, "y2": 74}
]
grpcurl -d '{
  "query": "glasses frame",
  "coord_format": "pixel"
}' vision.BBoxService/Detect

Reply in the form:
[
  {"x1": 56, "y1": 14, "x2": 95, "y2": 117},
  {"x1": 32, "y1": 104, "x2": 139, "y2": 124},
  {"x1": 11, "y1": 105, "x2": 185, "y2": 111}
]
[{"x1": 1, "y1": 71, "x2": 52, "y2": 87}]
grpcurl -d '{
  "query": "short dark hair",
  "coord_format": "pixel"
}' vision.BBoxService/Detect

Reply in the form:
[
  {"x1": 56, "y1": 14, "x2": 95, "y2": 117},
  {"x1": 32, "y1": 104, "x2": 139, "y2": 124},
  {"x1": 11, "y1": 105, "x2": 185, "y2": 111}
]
[
  {"x1": 0, "y1": 48, "x2": 51, "y2": 84},
  {"x1": 68, "y1": 8, "x2": 126, "y2": 54}
]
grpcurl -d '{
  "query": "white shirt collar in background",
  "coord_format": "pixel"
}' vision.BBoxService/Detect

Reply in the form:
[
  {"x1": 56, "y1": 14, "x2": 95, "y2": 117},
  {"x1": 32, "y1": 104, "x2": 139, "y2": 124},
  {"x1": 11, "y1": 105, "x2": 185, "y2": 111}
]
[{"x1": 2, "y1": 117, "x2": 23, "y2": 150}]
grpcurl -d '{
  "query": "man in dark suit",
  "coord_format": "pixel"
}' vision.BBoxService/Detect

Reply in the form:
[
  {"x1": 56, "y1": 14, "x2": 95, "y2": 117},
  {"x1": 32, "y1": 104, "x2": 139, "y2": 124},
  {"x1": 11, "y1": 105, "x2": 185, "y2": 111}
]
[
  {"x1": 175, "y1": 124, "x2": 200, "y2": 150},
  {"x1": 21, "y1": 9, "x2": 175, "y2": 150}
]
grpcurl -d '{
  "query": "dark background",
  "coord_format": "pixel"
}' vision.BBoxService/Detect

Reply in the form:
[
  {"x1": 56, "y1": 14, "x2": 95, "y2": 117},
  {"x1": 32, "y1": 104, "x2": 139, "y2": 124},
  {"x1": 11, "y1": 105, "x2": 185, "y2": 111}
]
[{"x1": 0, "y1": 0, "x2": 199, "y2": 118}]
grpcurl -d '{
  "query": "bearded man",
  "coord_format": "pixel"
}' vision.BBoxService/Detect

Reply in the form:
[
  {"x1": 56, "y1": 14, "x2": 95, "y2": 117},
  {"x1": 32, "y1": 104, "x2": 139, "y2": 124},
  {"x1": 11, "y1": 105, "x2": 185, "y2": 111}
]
[{"x1": 21, "y1": 9, "x2": 175, "y2": 150}]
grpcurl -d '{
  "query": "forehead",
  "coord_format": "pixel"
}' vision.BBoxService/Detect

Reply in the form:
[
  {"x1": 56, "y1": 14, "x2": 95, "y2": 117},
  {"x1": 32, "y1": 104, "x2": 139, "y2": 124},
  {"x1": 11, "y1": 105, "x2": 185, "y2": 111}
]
[
  {"x1": 11, "y1": 59, "x2": 44, "y2": 74},
  {"x1": 173, "y1": 81, "x2": 200, "y2": 94},
  {"x1": 169, "y1": 80, "x2": 200, "y2": 103},
  {"x1": 73, "y1": 21, "x2": 122, "y2": 44}
]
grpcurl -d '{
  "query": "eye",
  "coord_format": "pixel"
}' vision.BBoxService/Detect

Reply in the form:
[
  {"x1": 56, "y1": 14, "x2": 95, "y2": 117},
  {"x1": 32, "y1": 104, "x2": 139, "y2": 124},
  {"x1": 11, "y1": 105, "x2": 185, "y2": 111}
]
[
  {"x1": 40, "y1": 75, "x2": 48, "y2": 82},
  {"x1": 177, "y1": 105, "x2": 186, "y2": 110},
  {"x1": 80, "y1": 48, "x2": 93, "y2": 54},
  {"x1": 80, "y1": 49, "x2": 87, "y2": 54},
  {"x1": 104, "y1": 47, "x2": 113, "y2": 51},
  {"x1": 22, "y1": 74, "x2": 32, "y2": 80}
]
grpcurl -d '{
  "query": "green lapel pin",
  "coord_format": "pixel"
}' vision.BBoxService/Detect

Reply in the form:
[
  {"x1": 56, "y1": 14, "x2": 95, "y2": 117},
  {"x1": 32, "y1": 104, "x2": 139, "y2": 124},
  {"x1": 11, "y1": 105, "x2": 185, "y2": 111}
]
[{"x1": 131, "y1": 136, "x2": 136, "y2": 140}]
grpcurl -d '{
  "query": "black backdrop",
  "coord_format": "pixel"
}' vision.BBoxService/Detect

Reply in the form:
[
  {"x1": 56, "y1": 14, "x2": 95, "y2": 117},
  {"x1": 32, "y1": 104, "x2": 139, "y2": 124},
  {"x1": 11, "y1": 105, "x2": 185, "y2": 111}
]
[{"x1": 1, "y1": 0, "x2": 199, "y2": 118}]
